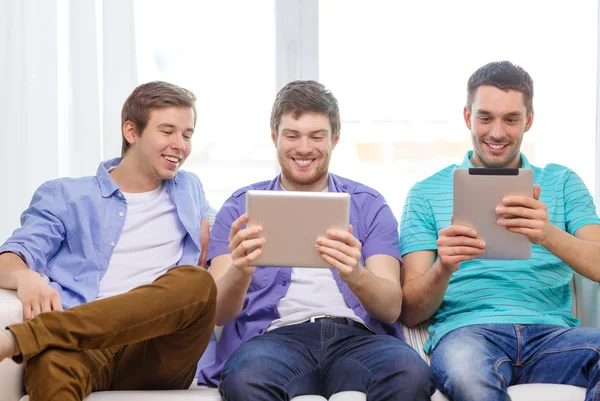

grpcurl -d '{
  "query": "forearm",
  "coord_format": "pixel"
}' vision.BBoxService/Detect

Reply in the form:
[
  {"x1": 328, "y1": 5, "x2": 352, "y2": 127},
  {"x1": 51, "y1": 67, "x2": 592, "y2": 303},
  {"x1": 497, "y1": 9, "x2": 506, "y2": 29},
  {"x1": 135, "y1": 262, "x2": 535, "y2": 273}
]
[
  {"x1": 541, "y1": 226, "x2": 600, "y2": 282},
  {"x1": 400, "y1": 260, "x2": 452, "y2": 327},
  {"x1": 213, "y1": 266, "x2": 252, "y2": 326},
  {"x1": 346, "y1": 268, "x2": 403, "y2": 324},
  {"x1": 0, "y1": 252, "x2": 32, "y2": 290}
]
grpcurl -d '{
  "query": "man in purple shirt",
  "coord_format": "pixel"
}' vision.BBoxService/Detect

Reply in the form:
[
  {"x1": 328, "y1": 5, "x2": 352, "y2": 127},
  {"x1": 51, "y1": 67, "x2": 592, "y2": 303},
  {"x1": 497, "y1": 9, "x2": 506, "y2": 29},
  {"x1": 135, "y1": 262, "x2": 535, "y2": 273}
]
[{"x1": 198, "y1": 80, "x2": 434, "y2": 400}]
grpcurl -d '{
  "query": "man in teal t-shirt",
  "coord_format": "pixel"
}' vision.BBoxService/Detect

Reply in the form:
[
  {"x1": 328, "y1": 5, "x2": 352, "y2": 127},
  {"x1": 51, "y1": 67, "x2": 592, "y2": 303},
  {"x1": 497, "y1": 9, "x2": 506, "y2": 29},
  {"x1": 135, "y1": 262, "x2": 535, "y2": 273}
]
[{"x1": 400, "y1": 61, "x2": 600, "y2": 401}]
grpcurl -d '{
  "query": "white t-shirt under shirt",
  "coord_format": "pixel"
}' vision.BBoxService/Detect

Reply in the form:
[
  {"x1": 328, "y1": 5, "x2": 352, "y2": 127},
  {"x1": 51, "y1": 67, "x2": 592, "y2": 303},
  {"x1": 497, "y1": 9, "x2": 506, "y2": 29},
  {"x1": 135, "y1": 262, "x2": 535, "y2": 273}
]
[
  {"x1": 267, "y1": 187, "x2": 364, "y2": 331},
  {"x1": 96, "y1": 184, "x2": 186, "y2": 299}
]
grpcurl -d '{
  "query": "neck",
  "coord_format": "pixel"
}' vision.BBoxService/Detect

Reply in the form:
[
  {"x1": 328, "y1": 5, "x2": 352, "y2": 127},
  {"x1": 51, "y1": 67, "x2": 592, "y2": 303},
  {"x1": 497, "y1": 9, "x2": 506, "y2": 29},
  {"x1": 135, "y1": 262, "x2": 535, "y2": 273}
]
[
  {"x1": 110, "y1": 155, "x2": 163, "y2": 193},
  {"x1": 280, "y1": 173, "x2": 329, "y2": 192}
]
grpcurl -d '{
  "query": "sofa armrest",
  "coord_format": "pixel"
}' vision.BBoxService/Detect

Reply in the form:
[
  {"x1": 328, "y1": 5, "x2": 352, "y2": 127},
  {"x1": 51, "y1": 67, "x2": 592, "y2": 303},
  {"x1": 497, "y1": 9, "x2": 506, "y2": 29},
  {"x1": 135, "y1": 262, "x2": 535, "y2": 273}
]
[
  {"x1": 0, "y1": 289, "x2": 25, "y2": 401},
  {"x1": 573, "y1": 274, "x2": 600, "y2": 328}
]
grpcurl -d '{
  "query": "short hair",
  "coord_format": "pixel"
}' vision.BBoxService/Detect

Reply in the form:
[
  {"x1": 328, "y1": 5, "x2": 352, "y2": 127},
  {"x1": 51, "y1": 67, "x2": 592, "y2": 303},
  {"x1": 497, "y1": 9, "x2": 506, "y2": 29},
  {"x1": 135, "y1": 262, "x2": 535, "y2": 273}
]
[
  {"x1": 120, "y1": 81, "x2": 197, "y2": 156},
  {"x1": 270, "y1": 80, "x2": 341, "y2": 137},
  {"x1": 467, "y1": 61, "x2": 534, "y2": 113}
]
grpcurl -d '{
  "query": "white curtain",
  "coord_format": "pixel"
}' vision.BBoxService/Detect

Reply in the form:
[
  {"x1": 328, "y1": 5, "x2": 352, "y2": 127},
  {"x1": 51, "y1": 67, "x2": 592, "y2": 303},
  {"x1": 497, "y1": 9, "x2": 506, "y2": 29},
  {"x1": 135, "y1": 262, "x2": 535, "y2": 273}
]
[{"x1": 0, "y1": 0, "x2": 137, "y2": 243}]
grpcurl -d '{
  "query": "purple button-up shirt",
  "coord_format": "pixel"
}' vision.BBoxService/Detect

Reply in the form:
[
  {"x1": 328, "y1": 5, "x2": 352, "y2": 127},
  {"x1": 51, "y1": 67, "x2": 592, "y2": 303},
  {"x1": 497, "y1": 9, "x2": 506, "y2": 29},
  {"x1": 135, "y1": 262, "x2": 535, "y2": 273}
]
[{"x1": 198, "y1": 173, "x2": 403, "y2": 385}]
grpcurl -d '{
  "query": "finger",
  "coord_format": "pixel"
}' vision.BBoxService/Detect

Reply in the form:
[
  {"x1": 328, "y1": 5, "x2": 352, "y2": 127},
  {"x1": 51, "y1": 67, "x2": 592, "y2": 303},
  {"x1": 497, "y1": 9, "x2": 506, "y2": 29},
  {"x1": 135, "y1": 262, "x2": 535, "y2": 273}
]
[
  {"x1": 326, "y1": 229, "x2": 361, "y2": 248},
  {"x1": 228, "y1": 214, "x2": 249, "y2": 242},
  {"x1": 32, "y1": 302, "x2": 42, "y2": 319},
  {"x1": 318, "y1": 237, "x2": 361, "y2": 259},
  {"x1": 231, "y1": 238, "x2": 265, "y2": 259},
  {"x1": 442, "y1": 246, "x2": 486, "y2": 257},
  {"x1": 234, "y1": 248, "x2": 263, "y2": 268},
  {"x1": 533, "y1": 184, "x2": 541, "y2": 201},
  {"x1": 316, "y1": 244, "x2": 357, "y2": 267},
  {"x1": 229, "y1": 226, "x2": 263, "y2": 252},
  {"x1": 438, "y1": 235, "x2": 485, "y2": 248},
  {"x1": 348, "y1": 224, "x2": 354, "y2": 235},
  {"x1": 501, "y1": 195, "x2": 539, "y2": 208},
  {"x1": 22, "y1": 303, "x2": 32, "y2": 321},
  {"x1": 444, "y1": 254, "x2": 479, "y2": 266},
  {"x1": 320, "y1": 253, "x2": 352, "y2": 275},
  {"x1": 51, "y1": 295, "x2": 63, "y2": 312},
  {"x1": 40, "y1": 298, "x2": 53, "y2": 314},
  {"x1": 439, "y1": 225, "x2": 478, "y2": 238},
  {"x1": 505, "y1": 227, "x2": 536, "y2": 236},
  {"x1": 496, "y1": 206, "x2": 539, "y2": 219},
  {"x1": 497, "y1": 217, "x2": 539, "y2": 229}
]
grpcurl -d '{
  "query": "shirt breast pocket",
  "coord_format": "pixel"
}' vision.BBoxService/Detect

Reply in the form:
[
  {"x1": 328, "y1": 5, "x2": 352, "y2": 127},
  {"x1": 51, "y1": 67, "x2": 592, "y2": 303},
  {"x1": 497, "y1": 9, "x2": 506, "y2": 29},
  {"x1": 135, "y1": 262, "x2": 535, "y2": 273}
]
[{"x1": 248, "y1": 267, "x2": 270, "y2": 291}]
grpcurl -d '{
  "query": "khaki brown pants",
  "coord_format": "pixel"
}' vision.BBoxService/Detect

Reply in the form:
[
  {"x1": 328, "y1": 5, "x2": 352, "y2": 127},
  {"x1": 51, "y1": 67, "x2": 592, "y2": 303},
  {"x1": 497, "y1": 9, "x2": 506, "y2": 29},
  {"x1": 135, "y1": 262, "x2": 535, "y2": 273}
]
[{"x1": 8, "y1": 265, "x2": 216, "y2": 401}]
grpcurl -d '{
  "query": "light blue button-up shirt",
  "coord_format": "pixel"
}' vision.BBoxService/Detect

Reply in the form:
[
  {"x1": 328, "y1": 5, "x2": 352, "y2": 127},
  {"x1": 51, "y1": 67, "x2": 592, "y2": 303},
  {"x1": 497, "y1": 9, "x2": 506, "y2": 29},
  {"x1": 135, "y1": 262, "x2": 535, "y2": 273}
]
[{"x1": 0, "y1": 158, "x2": 210, "y2": 309}]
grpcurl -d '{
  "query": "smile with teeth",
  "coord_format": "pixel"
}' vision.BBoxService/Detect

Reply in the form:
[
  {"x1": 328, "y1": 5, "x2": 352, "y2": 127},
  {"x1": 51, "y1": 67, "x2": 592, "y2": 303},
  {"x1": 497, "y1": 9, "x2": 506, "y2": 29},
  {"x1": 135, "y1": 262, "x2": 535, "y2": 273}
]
[
  {"x1": 293, "y1": 158, "x2": 314, "y2": 166},
  {"x1": 486, "y1": 143, "x2": 507, "y2": 150},
  {"x1": 163, "y1": 155, "x2": 180, "y2": 163}
]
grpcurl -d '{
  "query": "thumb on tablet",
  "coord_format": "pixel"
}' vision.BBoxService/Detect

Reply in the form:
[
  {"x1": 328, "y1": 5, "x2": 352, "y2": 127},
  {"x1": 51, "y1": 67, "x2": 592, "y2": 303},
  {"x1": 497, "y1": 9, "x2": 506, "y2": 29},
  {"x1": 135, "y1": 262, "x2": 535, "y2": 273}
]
[{"x1": 533, "y1": 184, "x2": 541, "y2": 200}]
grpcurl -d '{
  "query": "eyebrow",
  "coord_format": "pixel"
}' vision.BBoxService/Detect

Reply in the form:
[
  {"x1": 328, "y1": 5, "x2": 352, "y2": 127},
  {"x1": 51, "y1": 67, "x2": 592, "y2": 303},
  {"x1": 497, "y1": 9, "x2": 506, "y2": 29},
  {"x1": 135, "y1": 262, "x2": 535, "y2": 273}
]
[
  {"x1": 476, "y1": 110, "x2": 523, "y2": 118},
  {"x1": 157, "y1": 123, "x2": 194, "y2": 133},
  {"x1": 281, "y1": 129, "x2": 328, "y2": 135}
]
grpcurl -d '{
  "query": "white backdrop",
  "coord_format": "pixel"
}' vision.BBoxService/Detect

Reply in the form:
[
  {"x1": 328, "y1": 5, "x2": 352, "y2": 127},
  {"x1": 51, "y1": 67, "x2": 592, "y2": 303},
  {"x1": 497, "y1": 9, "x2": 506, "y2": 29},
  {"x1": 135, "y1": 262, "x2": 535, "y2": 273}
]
[{"x1": 0, "y1": 0, "x2": 137, "y2": 243}]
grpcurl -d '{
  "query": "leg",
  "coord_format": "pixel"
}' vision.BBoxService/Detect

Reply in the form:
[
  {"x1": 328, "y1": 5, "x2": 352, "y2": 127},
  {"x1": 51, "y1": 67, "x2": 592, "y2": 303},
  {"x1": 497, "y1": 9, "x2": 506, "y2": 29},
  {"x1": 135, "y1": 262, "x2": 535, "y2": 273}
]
[
  {"x1": 9, "y1": 265, "x2": 216, "y2": 365},
  {"x1": 24, "y1": 347, "x2": 116, "y2": 401},
  {"x1": 322, "y1": 325, "x2": 435, "y2": 401},
  {"x1": 220, "y1": 323, "x2": 322, "y2": 401},
  {"x1": 430, "y1": 324, "x2": 517, "y2": 401},
  {"x1": 516, "y1": 325, "x2": 600, "y2": 401}
]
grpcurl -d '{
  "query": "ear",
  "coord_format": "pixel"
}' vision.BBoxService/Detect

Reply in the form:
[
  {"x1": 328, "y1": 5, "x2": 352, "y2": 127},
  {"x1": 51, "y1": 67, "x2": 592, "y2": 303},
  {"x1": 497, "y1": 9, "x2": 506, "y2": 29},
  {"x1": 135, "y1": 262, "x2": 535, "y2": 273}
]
[
  {"x1": 271, "y1": 130, "x2": 278, "y2": 147},
  {"x1": 123, "y1": 121, "x2": 138, "y2": 147},
  {"x1": 524, "y1": 109, "x2": 534, "y2": 132},
  {"x1": 463, "y1": 106, "x2": 472, "y2": 130},
  {"x1": 331, "y1": 131, "x2": 340, "y2": 150}
]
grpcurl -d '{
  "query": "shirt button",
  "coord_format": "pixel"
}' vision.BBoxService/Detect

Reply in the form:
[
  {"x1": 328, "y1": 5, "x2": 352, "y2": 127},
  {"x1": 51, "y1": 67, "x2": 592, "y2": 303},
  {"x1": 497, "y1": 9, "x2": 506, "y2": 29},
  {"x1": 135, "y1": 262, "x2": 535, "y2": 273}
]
[
  {"x1": 119, "y1": 212, "x2": 124, "y2": 217},
  {"x1": 258, "y1": 329, "x2": 264, "y2": 334},
  {"x1": 110, "y1": 241, "x2": 116, "y2": 247},
  {"x1": 269, "y1": 308, "x2": 274, "y2": 312},
  {"x1": 282, "y1": 281, "x2": 287, "y2": 287}
]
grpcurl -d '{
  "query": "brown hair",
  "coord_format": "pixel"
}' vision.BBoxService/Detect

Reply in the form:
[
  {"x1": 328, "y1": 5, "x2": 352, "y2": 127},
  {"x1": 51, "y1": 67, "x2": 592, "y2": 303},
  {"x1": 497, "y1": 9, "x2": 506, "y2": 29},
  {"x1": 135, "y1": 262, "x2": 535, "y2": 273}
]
[
  {"x1": 121, "y1": 81, "x2": 197, "y2": 156},
  {"x1": 270, "y1": 80, "x2": 341, "y2": 138},
  {"x1": 467, "y1": 61, "x2": 534, "y2": 114}
]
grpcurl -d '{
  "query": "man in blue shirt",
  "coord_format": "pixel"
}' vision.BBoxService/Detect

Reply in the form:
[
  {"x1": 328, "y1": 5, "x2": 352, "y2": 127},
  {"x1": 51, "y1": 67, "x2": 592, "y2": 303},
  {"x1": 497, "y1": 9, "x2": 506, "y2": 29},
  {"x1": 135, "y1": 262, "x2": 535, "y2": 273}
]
[
  {"x1": 400, "y1": 61, "x2": 600, "y2": 401},
  {"x1": 199, "y1": 80, "x2": 434, "y2": 400},
  {"x1": 0, "y1": 81, "x2": 216, "y2": 401}
]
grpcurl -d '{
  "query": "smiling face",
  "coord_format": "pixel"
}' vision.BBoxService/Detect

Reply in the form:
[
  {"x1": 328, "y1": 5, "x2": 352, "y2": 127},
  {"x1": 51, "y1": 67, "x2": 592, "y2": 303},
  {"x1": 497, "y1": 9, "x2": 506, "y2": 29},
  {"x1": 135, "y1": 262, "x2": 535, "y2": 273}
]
[
  {"x1": 123, "y1": 106, "x2": 195, "y2": 186},
  {"x1": 465, "y1": 85, "x2": 534, "y2": 169},
  {"x1": 272, "y1": 111, "x2": 339, "y2": 192}
]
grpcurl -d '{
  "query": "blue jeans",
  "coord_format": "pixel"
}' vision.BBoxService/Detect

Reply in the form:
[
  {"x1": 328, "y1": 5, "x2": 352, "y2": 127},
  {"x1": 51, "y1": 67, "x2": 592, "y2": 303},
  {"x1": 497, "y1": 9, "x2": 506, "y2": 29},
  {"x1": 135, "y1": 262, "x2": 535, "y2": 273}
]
[
  {"x1": 220, "y1": 321, "x2": 435, "y2": 401},
  {"x1": 430, "y1": 324, "x2": 600, "y2": 401}
]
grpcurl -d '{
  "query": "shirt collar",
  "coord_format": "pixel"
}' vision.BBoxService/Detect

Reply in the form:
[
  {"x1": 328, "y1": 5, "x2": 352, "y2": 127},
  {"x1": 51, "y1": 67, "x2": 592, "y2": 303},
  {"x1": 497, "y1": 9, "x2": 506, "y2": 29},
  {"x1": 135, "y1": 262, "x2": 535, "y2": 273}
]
[
  {"x1": 459, "y1": 150, "x2": 531, "y2": 169},
  {"x1": 271, "y1": 174, "x2": 337, "y2": 192}
]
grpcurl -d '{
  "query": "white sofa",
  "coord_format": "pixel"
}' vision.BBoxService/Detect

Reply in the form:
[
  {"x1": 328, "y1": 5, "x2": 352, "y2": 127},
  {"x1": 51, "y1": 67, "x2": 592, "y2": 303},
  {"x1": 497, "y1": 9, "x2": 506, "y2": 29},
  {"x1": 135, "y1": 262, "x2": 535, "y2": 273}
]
[{"x1": 1, "y1": 273, "x2": 598, "y2": 401}]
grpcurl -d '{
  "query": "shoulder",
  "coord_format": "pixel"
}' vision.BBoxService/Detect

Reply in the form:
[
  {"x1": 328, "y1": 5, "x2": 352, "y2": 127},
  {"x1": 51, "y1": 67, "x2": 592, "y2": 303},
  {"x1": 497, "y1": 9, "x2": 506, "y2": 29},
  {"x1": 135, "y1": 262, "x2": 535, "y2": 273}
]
[{"x1": 230, "y1": 180, "x2": 273, "y2": 199}]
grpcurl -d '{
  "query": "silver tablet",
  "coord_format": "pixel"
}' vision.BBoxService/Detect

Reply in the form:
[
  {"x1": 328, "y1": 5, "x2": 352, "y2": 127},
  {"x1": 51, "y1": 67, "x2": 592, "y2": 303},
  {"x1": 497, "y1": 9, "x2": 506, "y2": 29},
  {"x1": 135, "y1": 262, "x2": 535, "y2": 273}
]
[
  {"x1": 245, "y1": 190, "x2": 351, "y2": 268},
  {"x1": 453, "y1": 168, "x2": 534, "y2": 260}
]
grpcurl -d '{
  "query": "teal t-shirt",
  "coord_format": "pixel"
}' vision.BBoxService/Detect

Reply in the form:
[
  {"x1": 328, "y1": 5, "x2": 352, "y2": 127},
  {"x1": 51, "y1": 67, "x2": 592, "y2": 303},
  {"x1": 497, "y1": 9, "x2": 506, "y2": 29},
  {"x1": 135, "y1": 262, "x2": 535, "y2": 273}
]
[{"x1": 400, "y1": 151, "x2": 600, "y2": 353}]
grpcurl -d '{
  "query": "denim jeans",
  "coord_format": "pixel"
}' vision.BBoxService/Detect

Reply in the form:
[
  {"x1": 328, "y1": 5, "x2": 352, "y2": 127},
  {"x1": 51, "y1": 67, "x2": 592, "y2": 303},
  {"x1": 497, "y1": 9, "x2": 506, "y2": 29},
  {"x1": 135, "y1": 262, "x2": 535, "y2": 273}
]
[
  {"x1": 430, "y1": 324, "x2": 600, "y2": 401},
  {"x1": 220, "y1": 321, "x2": 435, "y2": 401}
]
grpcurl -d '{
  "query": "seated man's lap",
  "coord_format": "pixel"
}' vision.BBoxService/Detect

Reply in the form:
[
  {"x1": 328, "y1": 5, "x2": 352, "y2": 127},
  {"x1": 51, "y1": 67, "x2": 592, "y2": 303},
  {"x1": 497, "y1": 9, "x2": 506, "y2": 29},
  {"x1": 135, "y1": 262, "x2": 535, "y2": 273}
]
[
  {"x1": 220, "y1": 322, "x2": 433, "y2": 398},
  {"x1": 431, "y1": 323, "x2": 600, "y2": 394}
]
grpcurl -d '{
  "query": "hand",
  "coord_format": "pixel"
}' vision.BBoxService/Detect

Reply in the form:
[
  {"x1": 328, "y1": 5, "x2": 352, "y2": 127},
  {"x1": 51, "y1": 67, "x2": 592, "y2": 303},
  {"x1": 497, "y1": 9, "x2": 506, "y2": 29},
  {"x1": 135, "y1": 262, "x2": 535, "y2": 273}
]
[
  {"x1": 198, "y1": 216, "x2": 210, "y2": 267},
  {"x1": 496, "y1": 184, "x2": 551, "y2": 245},
  {"x1": 436, "y1": 222, "x2": 486, "y2": 274},
  {"x1": 14, "y1": 269, "x2": 62, "y2": 320},
  {"x1": 316, "y1": 225, "x2": 364, "y2": 284},
  {"x1": 228, "y1": 213, "x2": 264, "y2": 276}
]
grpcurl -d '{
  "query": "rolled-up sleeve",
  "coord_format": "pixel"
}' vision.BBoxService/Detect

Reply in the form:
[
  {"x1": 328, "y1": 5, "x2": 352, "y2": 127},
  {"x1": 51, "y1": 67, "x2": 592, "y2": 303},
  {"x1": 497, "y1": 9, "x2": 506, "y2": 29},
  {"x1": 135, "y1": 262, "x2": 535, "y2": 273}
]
[{"x1": 0, "y1": 181, "x2": 66, "y2": 275}]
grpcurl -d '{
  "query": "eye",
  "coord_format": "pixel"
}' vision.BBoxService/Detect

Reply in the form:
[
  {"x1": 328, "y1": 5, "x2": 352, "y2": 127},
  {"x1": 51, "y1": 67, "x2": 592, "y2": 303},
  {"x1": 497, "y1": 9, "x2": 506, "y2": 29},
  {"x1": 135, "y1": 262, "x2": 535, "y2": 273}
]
[
  {"x1": 183, "y1": 134, "x2": 193, "y2": 140},
  {"x1": 311, "y1": 135, "x2": 325, "y2": 141},
  {"x1": 506, "y1": 117, "x2": 519, "y2": 124},
  {"x1": 477, "y1": 116, "x2": 491, "y2": 123},
  {"x1": 285, "y1": 134, "x2": 298, "y2": 140},
  {"x1": 162, "y1": 131, "x2": 172, "y2": 135}
]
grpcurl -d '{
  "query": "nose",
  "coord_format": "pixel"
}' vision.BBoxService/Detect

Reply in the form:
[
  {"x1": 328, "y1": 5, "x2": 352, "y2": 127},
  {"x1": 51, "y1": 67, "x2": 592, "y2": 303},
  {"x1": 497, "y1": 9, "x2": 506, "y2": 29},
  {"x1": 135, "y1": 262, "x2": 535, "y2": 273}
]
[
  {"x1": 296, "y1": 136, "x2": 313, "y2": 154},
  {"x1": 489, "y1": 121, "x2": 505, "y2": 141},
  {"x1": 171, "y1": 133, "x2": 186, "y2": 151}
]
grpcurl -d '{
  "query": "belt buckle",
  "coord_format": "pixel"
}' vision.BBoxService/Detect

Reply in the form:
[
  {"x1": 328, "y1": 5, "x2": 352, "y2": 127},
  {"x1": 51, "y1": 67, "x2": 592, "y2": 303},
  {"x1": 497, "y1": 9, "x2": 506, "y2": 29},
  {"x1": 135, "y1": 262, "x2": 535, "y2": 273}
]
[{"x1": 309, "y1": 315, "x2": 330, "y2": 323}]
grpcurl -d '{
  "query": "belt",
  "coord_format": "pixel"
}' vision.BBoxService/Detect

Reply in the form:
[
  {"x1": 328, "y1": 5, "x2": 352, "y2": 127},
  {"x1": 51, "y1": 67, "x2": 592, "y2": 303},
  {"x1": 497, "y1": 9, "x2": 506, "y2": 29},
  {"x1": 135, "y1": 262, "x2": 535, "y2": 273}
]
[{"x1": 307, "y1": 315, "x2": 372, "y2": 333}]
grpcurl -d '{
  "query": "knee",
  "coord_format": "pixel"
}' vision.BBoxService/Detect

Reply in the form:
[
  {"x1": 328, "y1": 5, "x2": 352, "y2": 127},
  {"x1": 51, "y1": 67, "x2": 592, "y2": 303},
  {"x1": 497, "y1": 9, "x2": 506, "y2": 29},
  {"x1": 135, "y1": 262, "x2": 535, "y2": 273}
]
[
  {"x1": 170, "y1": 265, "x2": 217, "y2": 301},
  {"x1": 220, "y1": 353, "x2": 267, "y2": 400},
  {"x1": 391, "y1": 347, "x2": 435, "y2": 394}
]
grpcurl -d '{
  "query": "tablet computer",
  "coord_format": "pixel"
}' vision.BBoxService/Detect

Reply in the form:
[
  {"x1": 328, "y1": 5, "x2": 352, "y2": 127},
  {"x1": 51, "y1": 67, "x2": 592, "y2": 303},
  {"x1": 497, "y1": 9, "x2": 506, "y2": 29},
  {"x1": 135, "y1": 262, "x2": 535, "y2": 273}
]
[
  {"x1": 245, "y1": 190, "x2": 351, "y2": 268},
  {"x1": 453, "y1": 168, "x2": 534, "y2": 260}
]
